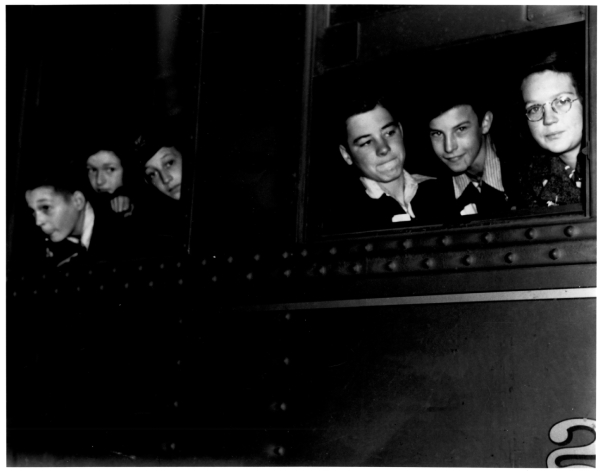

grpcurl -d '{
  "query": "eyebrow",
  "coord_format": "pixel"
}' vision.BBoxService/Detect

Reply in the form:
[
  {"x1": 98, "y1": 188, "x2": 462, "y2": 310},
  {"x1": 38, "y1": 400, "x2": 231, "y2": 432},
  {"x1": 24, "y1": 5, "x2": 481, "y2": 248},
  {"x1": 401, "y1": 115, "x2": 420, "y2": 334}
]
[
  {"x1": 429, "y1": 119, "x2": 471, "y2": 131},
  {"x1": 525, "y1": 90, "x2": 577, "y2": 106},
  {"x1": 351, "y1": 121, "x2": 397, "y2": 145}
]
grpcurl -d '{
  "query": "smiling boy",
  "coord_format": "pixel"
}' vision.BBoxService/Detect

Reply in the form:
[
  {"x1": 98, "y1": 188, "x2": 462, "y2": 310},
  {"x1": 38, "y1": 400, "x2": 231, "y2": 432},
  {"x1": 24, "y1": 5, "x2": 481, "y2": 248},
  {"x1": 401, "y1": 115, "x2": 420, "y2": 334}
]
[{"x1": 413, "y1": 82, "x2": 514, "y2": 220}]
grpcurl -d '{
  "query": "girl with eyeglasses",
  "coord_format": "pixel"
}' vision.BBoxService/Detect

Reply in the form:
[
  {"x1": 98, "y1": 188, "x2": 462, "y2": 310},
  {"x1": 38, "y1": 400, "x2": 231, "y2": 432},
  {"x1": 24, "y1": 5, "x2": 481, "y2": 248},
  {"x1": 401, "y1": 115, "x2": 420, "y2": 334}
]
[{"x1": 518, "y1": 49, "x2": 585, "y2": 208}]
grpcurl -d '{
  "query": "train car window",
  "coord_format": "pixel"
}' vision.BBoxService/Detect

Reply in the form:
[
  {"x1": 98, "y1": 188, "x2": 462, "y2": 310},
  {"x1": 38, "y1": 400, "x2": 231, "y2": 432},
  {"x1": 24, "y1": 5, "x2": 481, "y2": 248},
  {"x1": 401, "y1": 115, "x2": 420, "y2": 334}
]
[
  {"x1": 304, "y1": 6, "x2": 592, "y2": 241},
  {"x1": 7, "y1": 5, "x2": 205, "y2": 271}
]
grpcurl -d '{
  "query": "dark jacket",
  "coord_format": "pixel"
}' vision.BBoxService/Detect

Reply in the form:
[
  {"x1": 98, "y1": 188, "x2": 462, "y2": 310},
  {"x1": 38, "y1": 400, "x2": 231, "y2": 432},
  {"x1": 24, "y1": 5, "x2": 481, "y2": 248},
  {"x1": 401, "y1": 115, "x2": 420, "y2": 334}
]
[{"x1": 411, "y1": 176, "x2": 514, "y2": 223}]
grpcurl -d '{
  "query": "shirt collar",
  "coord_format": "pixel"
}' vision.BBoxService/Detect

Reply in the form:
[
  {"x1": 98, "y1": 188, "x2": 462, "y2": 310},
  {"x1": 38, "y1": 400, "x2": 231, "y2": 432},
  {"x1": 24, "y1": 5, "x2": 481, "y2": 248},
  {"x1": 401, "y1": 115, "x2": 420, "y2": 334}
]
[
  {"x1": 453, "y1": 135, "x2": 504, "y2": 198},
  {"x1": 360, "y1": 170, "x2": 427, "y2": 219},
  {"x1": 67, "y1": 202, "x2": 94, "y2": 248}
]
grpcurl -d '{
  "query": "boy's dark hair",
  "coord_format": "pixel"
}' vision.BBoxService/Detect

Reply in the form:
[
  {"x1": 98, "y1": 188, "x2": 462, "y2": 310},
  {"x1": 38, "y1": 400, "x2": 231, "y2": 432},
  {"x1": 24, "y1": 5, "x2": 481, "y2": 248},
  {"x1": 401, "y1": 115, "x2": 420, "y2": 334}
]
[
  {"x1": 521, "y1": 49, "x2": 585, "y2": 100},
  {"x1": 423, "y1": 76, "x2": 490, "y2": 125},
  {"x1": 133, "y1": 117, "x2": 189, "y2": 168},
  {"x1": 337, "y1": 91, "x2": 397, "y2": 149},
  {"x1": 25, "y1": 164, "x2": 89, "y2": 201}
]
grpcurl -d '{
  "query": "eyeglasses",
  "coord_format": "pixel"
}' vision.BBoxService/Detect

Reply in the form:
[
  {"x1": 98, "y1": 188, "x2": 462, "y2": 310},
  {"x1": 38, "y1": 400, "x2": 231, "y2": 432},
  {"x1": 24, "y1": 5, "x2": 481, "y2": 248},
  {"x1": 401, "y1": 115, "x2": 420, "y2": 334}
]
[{"x1": 525, "y1": 97, "x2": 579, "y2": 122}]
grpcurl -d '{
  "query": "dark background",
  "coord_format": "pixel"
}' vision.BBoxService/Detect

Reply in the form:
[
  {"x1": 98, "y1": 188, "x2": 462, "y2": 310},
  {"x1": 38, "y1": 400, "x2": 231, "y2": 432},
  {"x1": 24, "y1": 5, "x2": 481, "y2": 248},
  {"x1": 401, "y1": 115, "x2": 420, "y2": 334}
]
[{"x1": 7, "y1": 5, "x2": 306, "y2": 269}]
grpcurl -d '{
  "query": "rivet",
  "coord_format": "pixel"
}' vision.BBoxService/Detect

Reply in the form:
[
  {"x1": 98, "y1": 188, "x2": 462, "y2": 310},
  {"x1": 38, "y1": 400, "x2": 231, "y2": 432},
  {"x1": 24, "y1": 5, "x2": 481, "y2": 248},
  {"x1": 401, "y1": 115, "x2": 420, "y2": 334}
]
[
  {"x1": 274, "y1": 446, "x2": 285, "y2": 456},
  {"x1": 177, "y1": 360, "x2": 181, "y2": 366},
  {"x1": 170, "y1": 443, "x2": 176, "y2": 451},
  {"x1": 283, "y1": 357, "x2": 290, "y2": 366},
  {"x1": 99, "y1": 285, "x2": 104, "y2": 290},
  {"x1": 301, "y1": 249, "x2": 308, "y2": 257},
  {"x1": 329, "y1": 247, "x2": 337, "y2": 255},
  {"x1": 246, "y1": 273, "x2": 253, "y2": 281},
  {"x1": 41, "y1": 274, "x2": 46, "y2": 280},
  {"x1": 176, "y1": 262, "x2": 182, "y2": 268},
  {"x1": 282, "y1": 252, "x2": 289, "y2": 259},
  {"x1": 76, "y1": 286, "x2": 80, "y2": 292},
  {"x1": 54, "y1": 289, "x2": 59, "y2": 294},
  {"x1": 549, "y1": 249, "x2": 560, "y2": 260},
  {"x1": 283, "y1": 269, "x2": 292, "y2": 278},
  {"x1": 285, "y1": 313, "x2": 292, "y2": 320},
  {"x1": 138, "y1": 265, "x2": 143, "y2": 271},
  {"x1": 211, "y1": 276, "x2": 217, "y2": 282},
  {"x1": 33, "y1": 290, "x2": 37, "y2": 295},
  {"x1": 352, "y1": 263, "x2": 362, "y2": 274},
  {"x1": 319, "y1": 266, "x2": 327, "y2": 275},
  {"x1": 12, "y1": 291, "x2": 17, "y2": 297},
  {"x1": 525, "y1": 228, "x2": 536, "y2": 240},
  {"x1": 179, "y1": 318, "x2": 183, "y2": 324},
  {"x1": 483, "y1": 232, "x2": 494, "y2": 243},
  {"x1": 173, "y1": 401, "x2": 179, "y2": 408},
  {"x1": 159, "y1": 264, "x2": 165, "y2": 269},
  {"x1": 280, "y1": 403, "x2": 287, "y2": 411},
  {"x1": 403, "y1": 239, "x2": 412, "y2": 249},
  {"x1": 88, "y1": 270, "x2": 93, "y2": 276},
  {"x1": 423, "y1": 258, "x2": 434, "y2": 269},
  {"x1": 463, "y1": 255, "x2": 474, "y2": 266},
  {"x1": 564, "y1": 225, "x2": 575, "y2": 237},
  {"x1": 227, "y1": 256, "x2": 233, "y2": 264},
  {"x1": 149, "y1": 281, "x2": 154, "y2": 287},
  {"x1": 201, "y1": 259, "x2": 207, "y2": 266},
  {"x1": 124, "y1": 283, "x2": 129, "y2": 289},
  {"x1": 178, "y1": 279, "x2": 183, "y2": 285},
  {"x1": 440, "y1": 236, "x2": 450, "y2": 246},
  {"x1": 254, "y1": 254, "x2": 261, "y2": 261},
  {"x1": 365, "y1": 243, "x2": 374, "y2": 252},
  {"x1": 65, "y1": 272, "x2": 69, "y2": 277},
  {"x1": 387, "y1": 260, "x2": 398, "y2": 271},
  {"x1": 505, "y1": 252, "x2": 515, "y2": 264}
]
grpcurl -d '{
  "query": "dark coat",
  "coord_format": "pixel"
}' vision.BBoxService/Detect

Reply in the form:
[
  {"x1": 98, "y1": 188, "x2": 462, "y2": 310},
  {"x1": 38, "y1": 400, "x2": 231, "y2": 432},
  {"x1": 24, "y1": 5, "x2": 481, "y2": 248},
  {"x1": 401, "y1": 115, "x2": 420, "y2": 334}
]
[{"x1": 411, "y1": 176, "x2": 514, "y2": 223}]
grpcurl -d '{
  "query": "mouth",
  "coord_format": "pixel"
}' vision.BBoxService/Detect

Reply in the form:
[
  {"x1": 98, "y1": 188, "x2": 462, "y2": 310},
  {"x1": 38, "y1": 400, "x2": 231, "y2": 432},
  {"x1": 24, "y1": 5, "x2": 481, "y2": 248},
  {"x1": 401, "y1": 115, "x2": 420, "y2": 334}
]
[
  {"x1": 168, "y1": 184, "x2": 181, "y2": 195},
  {"x1": 376, "y1": 158, "x2": 400, "y2": 171},
  {"x1": 444, "y1": 155, "x2": 463, "y2": 163},
  {"x1": 545, "y1": 131, "x2": 564, "y2": 140}
]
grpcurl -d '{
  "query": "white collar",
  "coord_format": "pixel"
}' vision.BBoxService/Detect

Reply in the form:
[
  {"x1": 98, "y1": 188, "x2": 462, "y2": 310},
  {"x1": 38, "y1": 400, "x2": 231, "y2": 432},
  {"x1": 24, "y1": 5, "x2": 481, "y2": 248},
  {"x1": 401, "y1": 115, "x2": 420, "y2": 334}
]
[
  {"x1": 360, "y1": 170, "x2": 434, "y2": 219},
  {"x1": 67, "y1": 202, "x2": 95, "y2": 248}
]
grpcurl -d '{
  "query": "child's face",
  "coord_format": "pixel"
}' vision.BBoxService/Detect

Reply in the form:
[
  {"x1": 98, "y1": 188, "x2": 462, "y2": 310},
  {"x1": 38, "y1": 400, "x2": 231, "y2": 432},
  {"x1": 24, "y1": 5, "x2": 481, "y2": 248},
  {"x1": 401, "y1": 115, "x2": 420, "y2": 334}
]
[
  {"x1": 25, "y1": 187, "x2": 84, "y2": 242},
  {"x1": 144, "y1": 146, "x2": 183, "y2": 200},
  {"x1": 86, "y1": 151, "x2": 124, "y2": 194},
  {"x1": 339, "y1": 105, "x2": 406, "y2": 184},
  {"x1": 521, "y1": 70, "x2": 583, "y2": 158},
  {"x1": 428, "y1": 105, "x2": 491, "y2": 175}
]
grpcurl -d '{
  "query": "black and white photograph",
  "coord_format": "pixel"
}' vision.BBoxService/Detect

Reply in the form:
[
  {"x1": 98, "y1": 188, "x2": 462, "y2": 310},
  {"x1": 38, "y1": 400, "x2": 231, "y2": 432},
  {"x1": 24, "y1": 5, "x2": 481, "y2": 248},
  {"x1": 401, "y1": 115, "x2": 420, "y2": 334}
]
[{"x1": 5, "y1": 4, "x2": 596, "y2": 466}]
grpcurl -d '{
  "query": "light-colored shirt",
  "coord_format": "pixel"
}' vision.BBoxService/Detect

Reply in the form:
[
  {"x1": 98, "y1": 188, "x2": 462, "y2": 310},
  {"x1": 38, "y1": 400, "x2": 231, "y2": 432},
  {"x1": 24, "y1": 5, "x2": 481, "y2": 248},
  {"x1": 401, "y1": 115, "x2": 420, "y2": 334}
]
[
  {"x1": 67, "y1": 202, "x2": 95, "y2": 249},
  {"x1": 452, "y1": 135, "x2": 504, "y2": 215},
  {"x1": 360, "y1": 170, "x2": 434, "y2": 222}
]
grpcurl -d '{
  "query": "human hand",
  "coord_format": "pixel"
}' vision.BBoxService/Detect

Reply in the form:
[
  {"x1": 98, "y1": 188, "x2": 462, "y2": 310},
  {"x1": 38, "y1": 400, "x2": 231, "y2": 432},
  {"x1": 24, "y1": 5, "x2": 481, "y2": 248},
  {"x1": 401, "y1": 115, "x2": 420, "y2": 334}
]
[{"x1": 110, "y1": 195, "x2": 134, "y2": 217}]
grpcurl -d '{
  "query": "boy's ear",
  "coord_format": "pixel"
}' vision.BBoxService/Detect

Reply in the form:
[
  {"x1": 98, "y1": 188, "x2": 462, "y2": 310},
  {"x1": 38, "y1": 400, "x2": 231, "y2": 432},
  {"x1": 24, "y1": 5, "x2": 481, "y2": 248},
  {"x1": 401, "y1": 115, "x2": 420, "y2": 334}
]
[
  {"x1": 72, "y1": 191, "x2": 86, "y2": 211},
  {"x1": 339, "y1": 145, "x2": 354, "y2": 166},
  {"x1": 481, "y1": 111, "x2": 493, "y2": 134}
]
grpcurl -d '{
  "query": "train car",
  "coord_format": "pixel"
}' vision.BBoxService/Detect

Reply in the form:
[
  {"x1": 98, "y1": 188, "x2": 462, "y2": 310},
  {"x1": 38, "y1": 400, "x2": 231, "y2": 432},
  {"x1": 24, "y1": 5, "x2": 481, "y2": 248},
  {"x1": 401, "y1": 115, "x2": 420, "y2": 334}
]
[{"x1": 6, "y1": 5, "x2": 596, "y2": 466}]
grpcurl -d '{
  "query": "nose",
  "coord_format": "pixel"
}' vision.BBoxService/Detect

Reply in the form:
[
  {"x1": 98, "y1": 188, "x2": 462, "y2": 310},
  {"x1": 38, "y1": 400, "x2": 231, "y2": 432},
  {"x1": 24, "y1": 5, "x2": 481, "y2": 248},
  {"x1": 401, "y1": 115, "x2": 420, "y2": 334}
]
[
  {"x1": 96, "y1": 172, "x2": 106, "y2": 188},
  {"x1": 35, "y1": 212, "x2": 45, "y2": 227},
  {"x1": 159, "y1": 169, "x2": 173, "y2": 185},
  {"x1": 444, "y1": 134, "x2": 457, "y2": 154},
  {"x1": 542, "y1": 103, "x2": 559, "y2": 125},
  {"x1": 375, "y1": 139, "x2": 390, "y2": 157}
]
